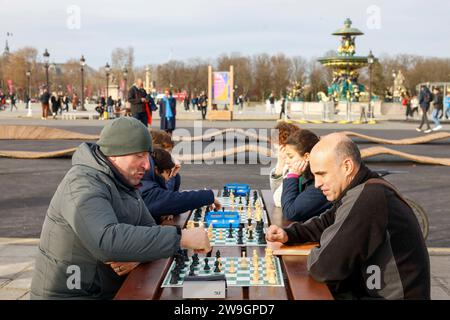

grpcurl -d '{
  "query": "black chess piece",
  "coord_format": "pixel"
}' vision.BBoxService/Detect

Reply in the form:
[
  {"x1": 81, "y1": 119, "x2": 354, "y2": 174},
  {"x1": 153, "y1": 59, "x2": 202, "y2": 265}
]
[
  {"x1": 192, "y1": 253, "x2": 199, "y2": 266},
  {"x1": 189, "y1": 264, "x2": 196, "y2": 276},
  {"x1": 228, "y1": 223, "x2": 233, "y2": 238},
  {"x1": 239, "y1": 197, "x2": 242, "y2": 204},
  {"x1": 170, "y1": 269, "x2": 180, "y2": 284},
  {"x1": 237, "y1": 234, "x2": 244, "y2": 245},
  {"x1": 248, "y1": 229, "x2": 254, "y2": 240},
  {"x1": 215, "y1": 250, "x2": 221, "y2": 258},
  {"x1": 203, "y1": 258, "x2": 211, "y2": 271},
  {"x1": 206, "y1": 250, "x2": 212, "y2": 258},
  {"x1": 248, "y1": 218, "x2": 252, "y2": 227},
  {"x1": 214, "y1": 260, "x2": 221, "y2": 273},
  {"x1": 258, "y1": 230, "x2": 267, "y2": 244}
]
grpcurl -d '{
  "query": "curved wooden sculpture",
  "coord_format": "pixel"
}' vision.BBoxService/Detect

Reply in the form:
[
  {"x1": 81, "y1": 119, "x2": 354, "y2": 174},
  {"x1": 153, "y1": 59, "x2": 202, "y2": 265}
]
[
  {"x1": 1, "y1": 125, "x2": 448, "y2": 145},
  {"x1": 0, "y1": 125, "x2": 98, "y2": 140},
  {"x1": 341, "y1": 131, "x2": 450, "y2": 145},
  {"x1": 1, "y1": 144, "x2": 449, "y2": 166}
]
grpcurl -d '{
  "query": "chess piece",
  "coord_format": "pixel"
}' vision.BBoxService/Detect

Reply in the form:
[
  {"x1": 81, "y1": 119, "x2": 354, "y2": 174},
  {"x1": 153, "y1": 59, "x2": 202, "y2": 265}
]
[
  {"x1": 240, "y1": 252, "x2": 248, "y2": 269},
  {"x1": 215, "y1": 250, "x2": 221, "y2": 259},
  {"x1": 252, "y1": 269, "x2": 260, "y2": 284},
  {"x1": 229, "y1": 259, "x2": 236, "y2": 273},
  {"x1": 247, "y1": 218, "x2": 252, "y2": 227},
  {"x1": 203, "y1": 258, "x2": 211, "y2": 271},
  {"x1": 248, "y1": 229, "x2": 254, "y2": 241},
  {"x1": 189, "y1": 264, "x2": 196, "y2": 276},
  {"x1": 239, "y1": 196, "x2": 242, "y2": 204},
  {"x1": 214, "y1": 260, "x2": 221, "y2": 273},
  {"x1": 228, "y1": 224, "x2": 233, "y2": 238},
  {"x1": 237, "y1": 234, "x2": 244, "y2": 245},
  {"x1": 219, "y1": 229, "x2": 223, "y2": 239},
  {"x1": 170, "y1": 269, "x2": 180, "y2": 284}
]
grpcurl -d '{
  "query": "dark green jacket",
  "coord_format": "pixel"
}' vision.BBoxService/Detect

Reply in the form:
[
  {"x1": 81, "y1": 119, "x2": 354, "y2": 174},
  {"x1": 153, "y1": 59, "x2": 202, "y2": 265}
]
[{"x1": 31, "y1": 142, "x2": 180, "y2": 299}]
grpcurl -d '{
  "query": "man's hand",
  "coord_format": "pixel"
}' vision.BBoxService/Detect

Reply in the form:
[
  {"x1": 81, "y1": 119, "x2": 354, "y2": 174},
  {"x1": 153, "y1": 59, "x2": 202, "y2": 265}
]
[
  {"x1": 141, "y1": 97, "x2": 148, "y2": 103},
  {"x1": 106, "y1": 262, "x2": 140, "y2": 276},
  {"x1": 210, "y1": 198, "x2": 222, "y2": 211},
  {"x1": 180, "y1": 228, "x2": 211, "y2": 254},
  {"x1": 266, "y1": 225, "x2": 289, "y2": 243}
]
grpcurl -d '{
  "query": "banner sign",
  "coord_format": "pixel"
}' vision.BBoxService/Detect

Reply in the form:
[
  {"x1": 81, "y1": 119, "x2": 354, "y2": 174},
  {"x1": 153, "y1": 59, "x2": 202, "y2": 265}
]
[{"x1": 212, "y1": 72, "x2": 230, "y2": 105}]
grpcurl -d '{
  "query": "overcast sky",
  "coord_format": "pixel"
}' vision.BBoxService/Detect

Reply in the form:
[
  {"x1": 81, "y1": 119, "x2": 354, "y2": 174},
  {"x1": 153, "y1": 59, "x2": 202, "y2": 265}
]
[{"x1": 1, "y1": 0, "x2": 449, "y2": 68}]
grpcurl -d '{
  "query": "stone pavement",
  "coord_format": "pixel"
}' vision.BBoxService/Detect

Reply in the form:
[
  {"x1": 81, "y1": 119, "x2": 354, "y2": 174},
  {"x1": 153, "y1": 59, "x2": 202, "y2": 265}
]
[{"x1": 0, "y1": 237, "x2": 448, "y2": 300}]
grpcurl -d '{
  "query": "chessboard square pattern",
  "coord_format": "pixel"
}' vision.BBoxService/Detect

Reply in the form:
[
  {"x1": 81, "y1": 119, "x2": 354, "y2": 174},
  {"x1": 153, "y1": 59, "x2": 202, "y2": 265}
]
[{"x1": 161, "y1": 257, "x2": 284, "y2": 288}]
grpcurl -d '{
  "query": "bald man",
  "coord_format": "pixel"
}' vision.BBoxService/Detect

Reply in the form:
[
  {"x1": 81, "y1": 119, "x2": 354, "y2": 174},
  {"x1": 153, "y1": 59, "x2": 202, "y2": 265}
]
[
  {"x1": 127, "y1": 79, "x2": 149, "y2": 126},
  {"x1": 266, "y1": 133, "x2": 430, "y2": 300}
]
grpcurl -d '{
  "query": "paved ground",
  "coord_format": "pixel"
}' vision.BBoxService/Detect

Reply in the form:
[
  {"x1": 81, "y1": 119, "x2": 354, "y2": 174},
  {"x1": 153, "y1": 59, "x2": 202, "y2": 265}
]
[{"x1": 0, "y1": 108, "x2": 449, "y2": 300}]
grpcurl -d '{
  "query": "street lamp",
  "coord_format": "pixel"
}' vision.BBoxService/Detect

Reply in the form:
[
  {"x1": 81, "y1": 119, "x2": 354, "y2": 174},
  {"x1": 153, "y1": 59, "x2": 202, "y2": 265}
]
[
  {"x1": 392, "y1": 70, "x2": 397, "y2": 102},
  {"x1": 367, "y1": 50, "x2": 375, "y2": 119},
  {"x1": 26, "y1": 70, "x2": 32, "y2": 116},
  {"x1": 43, "y1": 49, "x2": 50, "y2": 91},
  {"x1": 122, "y1": 66, "x2": 128, "y2": 102},
  {"x1": 79, "y1": 55, "x2": 86, "y2": 111},
  {"x1": 105, "y1": 62, "x2": 111, "y2": 118}
]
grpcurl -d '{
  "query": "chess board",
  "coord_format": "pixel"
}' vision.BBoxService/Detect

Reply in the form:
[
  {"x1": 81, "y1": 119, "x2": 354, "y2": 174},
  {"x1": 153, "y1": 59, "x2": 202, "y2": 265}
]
[
  {"x1": 216, "y1": 195, "x2": 264, "y2": 209},
  {"x1": 208, "y1": 227, "x2": 267, "y2": 247},
  {"x1": 161, "y1": 256, "x2": 284, "y2": 287},
  {"x1": 189, "y1": 208, "x2": 269, "y2": 227}
]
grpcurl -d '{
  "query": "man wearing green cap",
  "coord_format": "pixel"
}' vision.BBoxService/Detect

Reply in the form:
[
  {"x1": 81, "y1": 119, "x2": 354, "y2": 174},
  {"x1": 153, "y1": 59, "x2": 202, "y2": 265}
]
[{"x1": 31, "y1": 117, "x2": 210, "y2": 299}]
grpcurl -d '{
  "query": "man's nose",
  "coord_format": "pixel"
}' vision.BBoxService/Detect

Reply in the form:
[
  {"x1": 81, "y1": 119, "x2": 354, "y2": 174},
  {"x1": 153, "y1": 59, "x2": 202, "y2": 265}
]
[
  {"x1": 315, "y1": 178, "x2": 322, "y2": 189},
  {"x1": 143, "y1": 158, "x2": 150, "y2": 171}
]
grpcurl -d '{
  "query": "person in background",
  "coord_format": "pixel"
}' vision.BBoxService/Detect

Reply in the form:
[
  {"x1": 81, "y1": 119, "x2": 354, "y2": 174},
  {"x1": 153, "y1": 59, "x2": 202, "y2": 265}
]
[
  {"x1": 198, "y1": 91, "x2": 208, "y2": 120},
  {"x1": 140, "y1": 147, "x2": 221, "y2": 224},
  {"x1": 9, "y1": 92, "x2": 17, "y2": 111},
  {"x1": 269, "y1": 121, "x2": 301, "y2": 207},
  {"x1": 159, "y1": 88, "x2": 176, "y2": 135},
  {"x1": 280, "y1": 129, "x2": 332, "y2": 222},
  {"x1": 72, "y1": 93, "x2": 79, "y2": 111},
  {"x1": 269, "y1": 92, "x2": 276, "y2": 115},
  {"x1": 150, "y1": 129, "x2": 180, "y2": 191},
  {"x1": 416, "y1": 85, "x2": 432, "y2": 133},
  {"x1": 444, "y1": 90, "x2": 450, "y2": 120},
  {"x1": 431, "y1": 87, "x2": 443, "y2": 131},
  {"x1": 39, "y1": 87, "x2": 51, "y2": 120},
  {"x1": 127, "y1": 79, "x2": 148, "y2": 126}
]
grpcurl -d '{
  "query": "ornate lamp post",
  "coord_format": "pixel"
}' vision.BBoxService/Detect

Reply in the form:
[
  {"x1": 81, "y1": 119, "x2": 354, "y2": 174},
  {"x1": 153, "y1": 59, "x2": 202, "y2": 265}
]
[
  {"x1": 79, "y1": 55, "x2": 86, "y2": 111},
  {"x1": 43, "y1": 49, "x2": 50, "y2": 91},
  {"x1": 392, "y1": 70, "x2": 397, "y2": 102},
  {"x1": 367, "y1": 50, "x2": 375, "y2": 120},
  {"x1": 122, "y1": 66, "x2": 128, "y2": 102},
  {"x1": 26, "y1": 70, "x2": 32, "y2": 116}
]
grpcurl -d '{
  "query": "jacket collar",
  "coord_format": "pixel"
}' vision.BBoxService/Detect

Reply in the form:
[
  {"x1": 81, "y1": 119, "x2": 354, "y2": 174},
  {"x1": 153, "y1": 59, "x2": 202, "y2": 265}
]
[{"x1": 334, "y1": 163, "x2": 380, "y2": 204}]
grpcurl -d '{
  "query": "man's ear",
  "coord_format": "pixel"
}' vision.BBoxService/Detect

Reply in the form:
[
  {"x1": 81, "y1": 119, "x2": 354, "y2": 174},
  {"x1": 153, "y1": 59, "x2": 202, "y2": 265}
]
[
  {"x1": 303, "y1": 152, "x2": 310, "y2": 161},
  {"x1": 343, "y1": 158, "x2": 354, "y2": 176}
]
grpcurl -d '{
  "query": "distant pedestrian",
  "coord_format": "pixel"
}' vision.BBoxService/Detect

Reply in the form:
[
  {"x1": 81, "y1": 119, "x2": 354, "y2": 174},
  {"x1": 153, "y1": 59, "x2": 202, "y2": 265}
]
[
  {"x1": 269, "y1": 92, "x2": 276, "y2": 115},
  {"x1": 198, "y1": 91, "x2": 208, "y2": 120},
  {"x1": 159, "y1": 88, "x2": 176, "y2": 135},
  {"x1": 50, "y1": 92, "x2": 61, "y2": 119},
  {"x1": 444, "y1": 90, "x2": 450, "y2": 120},
  {"x1": 72, "y1": 93, "x2": 79, "y2": 110},
  {"x1": 107, "y1": 96, "x2": 114, "y2": 119},
  {"x1": 39, "y1": 87, "x2": 51, "y2": 120},
  {"x1": 127, "y1": 79, "x2": 148, "y2": 126},
  {"x1": 279, "y1": 97, "x2": 287, "y2": 120},
  {"x1": 431, "y1": 87, "x2": 443, "y2": 131},
  {"x1": 9, "y1": 92, "x2": 17, "y2": 111},
  {"x1": 62, "y1": 95, "x2": 70, "y2": 112},
  {"x1": 183, "y1": 95, "x2": 190, "y2": 111},
  {"x1": 416, "y1": 85, "x2": 432, "y2": 133},
  {"x1": 238, "y1": 94, "x2": 244, "y2": 114}
]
